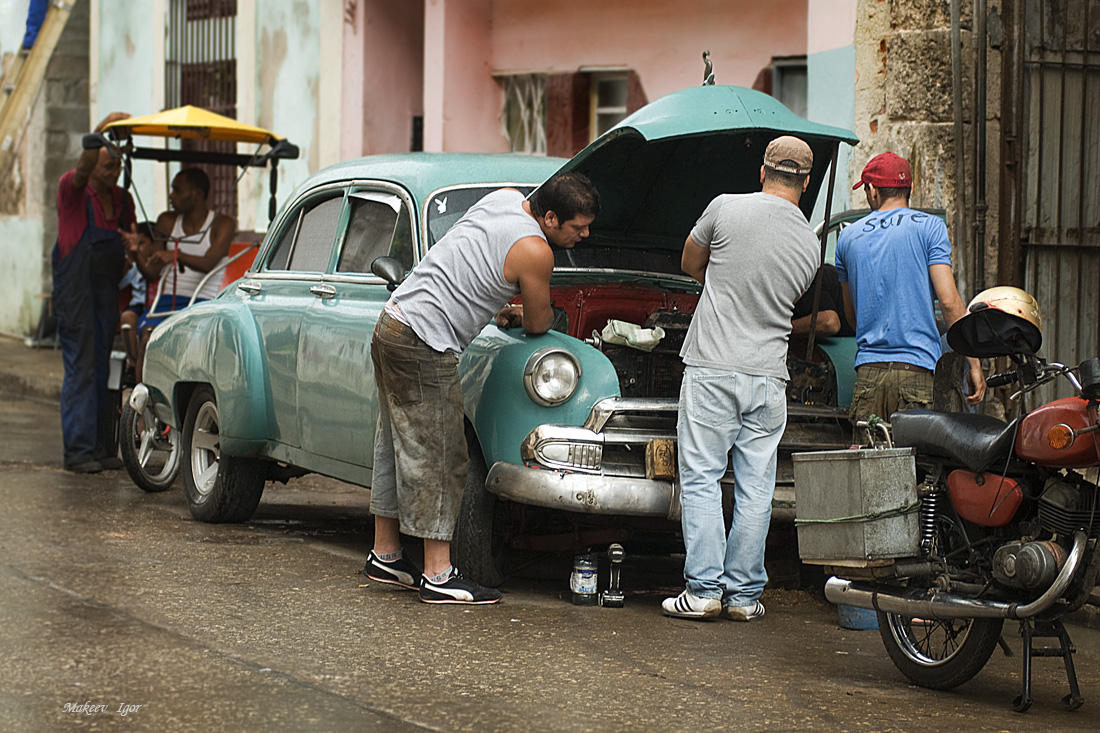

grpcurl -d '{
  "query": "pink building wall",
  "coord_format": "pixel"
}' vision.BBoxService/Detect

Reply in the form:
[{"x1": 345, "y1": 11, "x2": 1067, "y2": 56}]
[
  {"x1": 352, "y1": 0, "x2": 809, "y2": 155},
  {"x1": 490, "y1": 0, "x2": 807, "y2": 98},
  {"x1": 345, "y1": 1, "x2": 425, "y2": 158}
]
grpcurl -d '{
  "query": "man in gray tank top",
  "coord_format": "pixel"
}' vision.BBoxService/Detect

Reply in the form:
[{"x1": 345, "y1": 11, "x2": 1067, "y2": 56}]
[
  {"x1": 662, "y1": 136, "x2": 819, "y2": 622},
  {"x1": 364, "y1": 172, "x2": 600, "y2": 605}
]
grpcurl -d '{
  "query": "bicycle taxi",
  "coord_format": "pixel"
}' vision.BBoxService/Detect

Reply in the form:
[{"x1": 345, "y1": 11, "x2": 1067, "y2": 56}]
[{"x1": 99, "y1": 106, "x2": 298, "y2": 492}]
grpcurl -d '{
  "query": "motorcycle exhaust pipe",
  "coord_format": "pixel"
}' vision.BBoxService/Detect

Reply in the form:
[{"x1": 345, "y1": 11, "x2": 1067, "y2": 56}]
[{"x1": 825, "y1": 530, "x2": 1087, "y2": 620}]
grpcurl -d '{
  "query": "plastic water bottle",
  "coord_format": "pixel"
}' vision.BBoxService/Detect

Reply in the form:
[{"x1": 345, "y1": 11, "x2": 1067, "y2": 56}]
[{"x1": 570, "y1": 553, "x2": 598, "y2": 605}]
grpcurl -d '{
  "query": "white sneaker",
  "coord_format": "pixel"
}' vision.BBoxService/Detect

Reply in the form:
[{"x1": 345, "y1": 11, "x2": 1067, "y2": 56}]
[
  {"x1": 662, "y1": 590, "x2": 722, "y2": 620},
  {"x1": 726, "y1": 600, "x2": 766, "y2": 622}
]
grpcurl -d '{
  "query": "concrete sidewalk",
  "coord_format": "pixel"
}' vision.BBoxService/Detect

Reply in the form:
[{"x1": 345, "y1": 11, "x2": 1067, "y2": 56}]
[{"x1": 0, "y1": 333, "x2": 63, "y2": 402}]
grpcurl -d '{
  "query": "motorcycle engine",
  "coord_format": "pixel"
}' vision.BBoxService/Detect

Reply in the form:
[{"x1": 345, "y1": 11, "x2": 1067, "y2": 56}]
[
  {"x1": 992, "y1": 540, "x2": 1068, "y2": 590},
  {"x1": 1037, "y1": 473, "x2": 1100, "y2": 537}
]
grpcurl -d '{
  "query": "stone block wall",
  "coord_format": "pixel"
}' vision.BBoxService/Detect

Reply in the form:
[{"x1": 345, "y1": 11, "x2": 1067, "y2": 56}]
[{"x1": 853, "y1": 0, "x2": 1000, "y2": 301}]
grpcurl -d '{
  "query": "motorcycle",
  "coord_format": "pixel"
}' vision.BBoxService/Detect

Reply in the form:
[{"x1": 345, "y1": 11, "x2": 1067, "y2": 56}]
[{"x1": 806, "y1": 287, "x2": 1100, "y2": 712}]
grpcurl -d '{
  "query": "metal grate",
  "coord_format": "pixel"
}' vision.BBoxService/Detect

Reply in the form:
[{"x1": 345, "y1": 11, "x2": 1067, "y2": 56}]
[
  {"x1": 165, "y1": 0, "x2": 238, "y2": 221},
  {"x1": 1005, "y1": 0, "x2": 1100, "y2": 403}
]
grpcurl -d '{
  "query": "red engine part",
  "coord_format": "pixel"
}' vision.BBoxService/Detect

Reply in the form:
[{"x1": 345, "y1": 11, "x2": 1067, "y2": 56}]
[
  {"x1": 947, "y1": 470, "x2": 1023, "y2": 527},
  {"x1": 1017, "y1": 396, "x2": 1100, "y2": 468},
  {"x1": 520, "y1": 283, "x2": 698, "y2": 340}
]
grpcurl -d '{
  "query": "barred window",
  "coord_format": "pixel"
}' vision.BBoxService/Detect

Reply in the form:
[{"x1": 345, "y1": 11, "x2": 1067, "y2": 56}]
[{"x1": 501, "y1": 74, "x2": 547, "y2": 155}]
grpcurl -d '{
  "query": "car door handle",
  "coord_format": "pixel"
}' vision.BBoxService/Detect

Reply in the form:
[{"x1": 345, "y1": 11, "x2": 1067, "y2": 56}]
[
  {"x1": 237, "y1": 281, "x2": 262, "y2": 295},
  {"x1": 309, "y1": 284, "x2": 337, "y2": 299}
]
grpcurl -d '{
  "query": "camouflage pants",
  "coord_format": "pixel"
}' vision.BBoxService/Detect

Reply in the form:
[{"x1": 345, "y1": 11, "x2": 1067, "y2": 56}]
[{"x1": 848, "y1": 364, "x2": 934, "y2": 444}]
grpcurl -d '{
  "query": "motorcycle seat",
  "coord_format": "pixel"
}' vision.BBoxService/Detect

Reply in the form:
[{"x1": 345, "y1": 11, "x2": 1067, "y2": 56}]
[{"x1": 890, "y1": 409, "x2": 1019, "y2": 473}]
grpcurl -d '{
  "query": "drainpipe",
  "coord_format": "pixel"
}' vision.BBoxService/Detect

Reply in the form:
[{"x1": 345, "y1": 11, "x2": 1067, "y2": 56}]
[
  {"x1": 973, "y1": 0, "x2": 988, "y2": 292},
  {"x1": 951, "y1": 0, "x2": 969, "y2": 295}
]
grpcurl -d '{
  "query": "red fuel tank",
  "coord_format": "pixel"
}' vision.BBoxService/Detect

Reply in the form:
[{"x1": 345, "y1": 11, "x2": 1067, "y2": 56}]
[
  {"x1": 947, "y1": 470, "x2": 1022, "y2": 527},
  {"x1": 1017, "y1": 397, "x2": 1100, "y2": 468}
]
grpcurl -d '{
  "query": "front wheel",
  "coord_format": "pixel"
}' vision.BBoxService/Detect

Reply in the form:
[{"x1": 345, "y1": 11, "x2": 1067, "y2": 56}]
[
  {"x1": 119, "y1": 402, "x2": 181, "y2": 492},
  {"x1": 182, "y1": 386, "x2": 266, "y2": 523},
  {"x1": 452, "y1": 426, "x2": 506, "y2": 588},
  {"x1": 878, "y1": 612, "x2": 1004, "y2": 689}
]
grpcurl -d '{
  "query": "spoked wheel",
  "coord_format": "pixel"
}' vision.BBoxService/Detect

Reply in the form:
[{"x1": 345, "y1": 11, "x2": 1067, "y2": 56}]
[
  {"x1": 878, "y1": 612, "x2": 1004, "y2": 690},
  {"x1": 878, "y1": 509, "x2": 1004, "y2": 689},
  {"x1": 119, "y1": 402, "x2": 181, "y2": 492},
  {"x1": 182, "y1": 386, "x2": 265, "y2": 523}
]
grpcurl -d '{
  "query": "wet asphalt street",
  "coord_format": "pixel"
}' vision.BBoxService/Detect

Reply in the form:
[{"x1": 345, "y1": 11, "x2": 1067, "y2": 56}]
[{"x1": 2, "y1": 389, "x2": 1100, "y2": 732}]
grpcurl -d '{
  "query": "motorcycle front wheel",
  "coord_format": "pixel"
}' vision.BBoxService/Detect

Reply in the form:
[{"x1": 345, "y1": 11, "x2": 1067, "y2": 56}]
[{"x1": 878, "y1": 612, "x2": 1004, "y2": 690}]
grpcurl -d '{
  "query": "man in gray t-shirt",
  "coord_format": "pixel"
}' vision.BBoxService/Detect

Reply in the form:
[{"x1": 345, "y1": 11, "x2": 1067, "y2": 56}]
[{"x1": 663, "y1": 136, "x2": 819, "y2": 622}]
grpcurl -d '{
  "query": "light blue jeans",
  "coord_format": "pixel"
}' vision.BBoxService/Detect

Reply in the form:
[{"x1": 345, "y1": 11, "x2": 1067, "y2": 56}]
[{"x1": 677, "y1": 366, "x2": 787, "y2": 606}]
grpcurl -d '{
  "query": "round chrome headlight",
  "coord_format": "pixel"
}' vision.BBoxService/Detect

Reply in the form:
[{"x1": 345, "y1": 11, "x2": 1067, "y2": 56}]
[{"x1": 523, "y1": 347, "x2": 581, "y2": 406}]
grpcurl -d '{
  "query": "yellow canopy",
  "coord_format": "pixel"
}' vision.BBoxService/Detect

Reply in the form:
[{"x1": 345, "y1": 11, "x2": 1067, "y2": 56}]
[{"x1": 103, "y1": 105, "x2": 284, "y2": 145}]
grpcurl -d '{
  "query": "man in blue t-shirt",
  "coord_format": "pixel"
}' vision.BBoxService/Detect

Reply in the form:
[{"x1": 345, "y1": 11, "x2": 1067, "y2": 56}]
[{"x1": 836, "y1": 152, "x2": 985, "y2": 435}]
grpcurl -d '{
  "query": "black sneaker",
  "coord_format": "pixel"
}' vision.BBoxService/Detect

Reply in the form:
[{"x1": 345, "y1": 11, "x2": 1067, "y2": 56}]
[
  {"x1": 419, "y1": 568, "x2": 502, "y2": 605},
  {"x1": 362, "y1": 550, "x2": 423, "y2": 590},
  {"x1": 65, "y1": 459, "x2": 104, "y2": 474}
]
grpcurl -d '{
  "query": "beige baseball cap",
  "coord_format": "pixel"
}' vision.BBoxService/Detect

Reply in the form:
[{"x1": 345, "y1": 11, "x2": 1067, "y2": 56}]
[{"x1": 763, "y1": 135, "x2": 813, "y2": 175}]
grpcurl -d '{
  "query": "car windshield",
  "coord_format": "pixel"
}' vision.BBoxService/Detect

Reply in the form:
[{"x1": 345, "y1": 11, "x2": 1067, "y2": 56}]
[{"x1": 425, "y1": 185, "x2": 539, "y2": 247}]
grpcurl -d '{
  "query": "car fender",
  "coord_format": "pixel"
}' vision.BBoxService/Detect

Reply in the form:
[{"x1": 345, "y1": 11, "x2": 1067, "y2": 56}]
[
  {"x1": 814, "y1": 336, "x2": 858, "y2": 409},
  {"x1": 143, "y1": 301, "x2": 271, "y2": 455},
  {"x1": 459, "y1": 325, "x2": 620, "y2": 466}
]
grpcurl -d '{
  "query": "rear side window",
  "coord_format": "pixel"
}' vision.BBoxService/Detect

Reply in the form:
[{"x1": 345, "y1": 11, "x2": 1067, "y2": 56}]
[
  {"x1": 266, "y1": 191, "x2": 345, "y2": 272},
  {"x1": 336, "y1": 192, "x2": 414, "y2": 274}
]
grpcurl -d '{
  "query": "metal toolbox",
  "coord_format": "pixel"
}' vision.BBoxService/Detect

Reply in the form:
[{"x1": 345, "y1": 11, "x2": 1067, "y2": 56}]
[{"x1": 793, "y1": 448, "x2": 919, "y2": 565}]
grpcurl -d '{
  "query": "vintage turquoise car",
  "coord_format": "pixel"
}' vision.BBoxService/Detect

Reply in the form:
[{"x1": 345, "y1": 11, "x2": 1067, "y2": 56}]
[{"x1": 137, "y1": 84, "x2": 860, "y2": 585}]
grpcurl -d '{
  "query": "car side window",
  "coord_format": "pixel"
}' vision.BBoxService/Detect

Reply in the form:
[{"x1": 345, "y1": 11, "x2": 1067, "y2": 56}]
[
  {"x1": 336, "y1": 192, "x2": 414, "y2": 274},
  {"x1": 265, "y1": 191, "x2": 345, "y2": 272}
]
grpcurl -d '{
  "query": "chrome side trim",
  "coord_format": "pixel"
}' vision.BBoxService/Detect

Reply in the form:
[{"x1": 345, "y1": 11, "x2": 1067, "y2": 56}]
[
  {"x1": 824, "y1": 530, "x2": 1088, "y2": 620},
  {"x1": 585, "y1": 397, "x2": 679, "y2": 432}
]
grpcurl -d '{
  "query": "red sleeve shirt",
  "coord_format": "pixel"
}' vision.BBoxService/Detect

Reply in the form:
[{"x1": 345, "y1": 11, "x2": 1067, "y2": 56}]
[{"x1": 56, "y1": 170, "x2": 136, "y2": 259}]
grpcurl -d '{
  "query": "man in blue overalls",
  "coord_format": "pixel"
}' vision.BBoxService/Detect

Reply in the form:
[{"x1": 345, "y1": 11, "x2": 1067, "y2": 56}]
[{"x1": 53, "y1": 112, "x2": 135, "y2": 473}]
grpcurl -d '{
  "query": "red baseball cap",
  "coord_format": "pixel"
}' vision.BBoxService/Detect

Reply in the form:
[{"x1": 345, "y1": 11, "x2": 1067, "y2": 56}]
[{"x1": 852, "y1": 152, "x2": 912, "y2": 190}]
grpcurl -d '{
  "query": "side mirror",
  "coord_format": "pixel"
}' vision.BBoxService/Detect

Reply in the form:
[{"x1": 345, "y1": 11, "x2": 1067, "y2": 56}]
[
  {"x1": 371, "y1": 256, "x2": 407, "y2": 292},
  {"x1": 1080, "y1": 357, "x2": 1100, "y2": 401}
]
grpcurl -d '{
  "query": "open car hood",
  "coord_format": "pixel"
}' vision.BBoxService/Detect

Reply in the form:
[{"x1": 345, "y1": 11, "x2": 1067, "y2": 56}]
[{"x1": 542, "y1": 85, "x2": 859, "y2": 252}]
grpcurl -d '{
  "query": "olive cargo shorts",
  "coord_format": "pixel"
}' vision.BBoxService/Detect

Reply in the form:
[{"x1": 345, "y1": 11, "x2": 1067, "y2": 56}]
[
  {"x1": 370, "y1": 312, "x2": 469, "y2": 540},
  {"x1": 848, "y1": 364, "x2": 934, "y2": 443}
]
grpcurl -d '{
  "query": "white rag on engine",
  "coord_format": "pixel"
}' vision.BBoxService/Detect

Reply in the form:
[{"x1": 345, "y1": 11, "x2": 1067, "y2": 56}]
[{"x1": 599, "y1": 319, "x2": 665, "y2": 352}]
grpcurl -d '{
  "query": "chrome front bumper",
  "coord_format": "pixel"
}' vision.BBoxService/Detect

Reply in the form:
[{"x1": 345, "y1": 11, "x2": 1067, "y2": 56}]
[
  {"x1": 498, "y1": 397, "x2": 826, "y2": 523},
  {"x1": 485, "y1": 461, "x2": 679, "y2": 518}
]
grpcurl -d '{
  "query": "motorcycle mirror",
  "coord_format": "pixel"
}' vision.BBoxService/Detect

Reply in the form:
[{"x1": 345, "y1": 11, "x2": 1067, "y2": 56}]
[{"x1": 1079, "y1": 357, "x2": 1100, "y2": 400}]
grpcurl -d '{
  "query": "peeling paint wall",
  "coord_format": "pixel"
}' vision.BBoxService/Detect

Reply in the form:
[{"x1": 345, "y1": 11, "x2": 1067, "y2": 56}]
[
  {"x1": 0, "y1": 0, "x2": 86, "y2": 335},
  {"x1": 351, "y1": 0, "x2": 423, "y2": 157},
  {"x1": 93, "y1": 2, "x2": 158, "y2": 221},
  {"x1": 245, "y1": 0, "x2": 322, "y2": 231}
]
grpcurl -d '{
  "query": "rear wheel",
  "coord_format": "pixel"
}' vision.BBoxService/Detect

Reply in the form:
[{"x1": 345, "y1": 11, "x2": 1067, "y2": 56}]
[
  {"x1": 120, "y1": 402, "x2": 181, "y2": 492},
  {"x1": 452, "y1": 426, "x2": 506, "y2": 587},
  {"x1": 182, "y1": 386, "x2": 265, "y2": 523},
  {"x1": 878, "y1": 613, "x2": 1004, "y2": 690},
  {"x1": 878, "y1": 510, "x2": 1003, "y2": 689}
]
